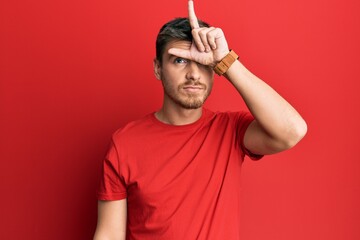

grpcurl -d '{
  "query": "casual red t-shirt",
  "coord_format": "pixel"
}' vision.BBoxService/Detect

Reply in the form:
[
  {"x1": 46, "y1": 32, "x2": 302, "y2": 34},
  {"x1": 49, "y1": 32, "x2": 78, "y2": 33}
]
[{"x1": 97, "y1": 108, "x2": 262, "y2": 239}]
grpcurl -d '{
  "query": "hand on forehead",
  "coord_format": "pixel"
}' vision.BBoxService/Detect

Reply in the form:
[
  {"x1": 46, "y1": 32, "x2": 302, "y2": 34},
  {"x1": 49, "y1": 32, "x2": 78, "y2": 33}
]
[
  {"x1": 188, "y1": 0, "x2": 200, "y2": 29},
  {"x1": 168, "y1": 0, "x2": 229, "y2": 66}
]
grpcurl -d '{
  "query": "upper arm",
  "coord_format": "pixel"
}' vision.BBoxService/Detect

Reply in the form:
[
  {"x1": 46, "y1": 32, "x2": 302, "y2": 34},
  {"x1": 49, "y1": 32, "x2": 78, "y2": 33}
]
[
  {"x1": 93, "y1": 199, "x2": 127, "y2": 240},
  {"x1": 243, "y1": 120, "x2": 291, "y2": 156}
]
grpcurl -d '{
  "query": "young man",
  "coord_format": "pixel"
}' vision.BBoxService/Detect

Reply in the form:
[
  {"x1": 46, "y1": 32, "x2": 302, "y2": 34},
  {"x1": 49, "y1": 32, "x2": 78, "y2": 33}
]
[{"x1": 93, "y1": 1, "x2": 307, "y2": 239}]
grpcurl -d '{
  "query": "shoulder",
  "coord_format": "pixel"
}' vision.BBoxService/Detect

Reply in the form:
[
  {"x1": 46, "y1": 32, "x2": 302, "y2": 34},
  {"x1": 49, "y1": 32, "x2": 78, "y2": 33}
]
[
  {"x1": 204, "y1": 109, "x2": 255, "y2": 137},
  {"x1": 112, "y1": 113, "x2": 155, "y2": 143}
]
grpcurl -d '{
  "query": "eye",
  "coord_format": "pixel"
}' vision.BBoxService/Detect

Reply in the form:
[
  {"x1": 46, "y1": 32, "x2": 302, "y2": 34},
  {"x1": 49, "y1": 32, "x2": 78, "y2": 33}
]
[{"x1": 174, "y1": 58, "x2": 188, "y2": 64}]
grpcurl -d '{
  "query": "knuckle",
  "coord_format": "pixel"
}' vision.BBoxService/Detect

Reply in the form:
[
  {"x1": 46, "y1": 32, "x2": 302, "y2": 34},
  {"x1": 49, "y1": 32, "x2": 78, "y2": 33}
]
[
  {"x1": 206, "y1": 31, "x2": 214, "y2": 38},
  {"x1": 199, "y1": 30, "x2": 207, "y2": 38}
]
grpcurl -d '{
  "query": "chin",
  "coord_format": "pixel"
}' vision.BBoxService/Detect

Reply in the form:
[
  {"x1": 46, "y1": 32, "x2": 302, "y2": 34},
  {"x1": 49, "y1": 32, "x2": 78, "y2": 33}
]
[{"x1": 178, "y1": 98, "x2": 205, "y2": 109}]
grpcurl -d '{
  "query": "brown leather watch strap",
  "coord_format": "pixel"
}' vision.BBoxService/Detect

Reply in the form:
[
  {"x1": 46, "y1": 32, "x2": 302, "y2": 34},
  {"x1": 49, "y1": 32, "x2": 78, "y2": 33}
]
[{"x1": 213, "y1": 50, "x2": 239, "y2": 76}]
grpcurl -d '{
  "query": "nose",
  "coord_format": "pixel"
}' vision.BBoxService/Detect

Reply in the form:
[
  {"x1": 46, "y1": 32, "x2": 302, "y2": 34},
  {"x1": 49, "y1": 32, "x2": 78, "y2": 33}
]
[{"x1": 185, "y1": 61, "x2": 201, "y2": 81}]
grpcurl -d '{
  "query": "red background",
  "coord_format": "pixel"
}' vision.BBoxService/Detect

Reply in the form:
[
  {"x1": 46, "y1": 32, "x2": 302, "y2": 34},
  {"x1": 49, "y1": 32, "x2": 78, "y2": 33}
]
[{"x1": 1, "y1": 0, "x2": 359, "y2": 239}]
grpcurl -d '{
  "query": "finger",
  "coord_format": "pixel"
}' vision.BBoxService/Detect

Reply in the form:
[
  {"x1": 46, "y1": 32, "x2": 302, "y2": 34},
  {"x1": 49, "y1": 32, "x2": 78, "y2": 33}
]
[
  {"x1": 192, "y1": 28, "x2": 206, "y2": 52},
  {"x1": 168, "y1": 48, "x2": 192, "y2": 61},
  {"x1": 198, "y1": 27, "x2": 216, "y2": 52},
  {"x1": 206, "y1": 27, "x2": 222, "y2": 50},
  {"x1": 188, "y1": 0, "x2": 200, "y2": 29}
]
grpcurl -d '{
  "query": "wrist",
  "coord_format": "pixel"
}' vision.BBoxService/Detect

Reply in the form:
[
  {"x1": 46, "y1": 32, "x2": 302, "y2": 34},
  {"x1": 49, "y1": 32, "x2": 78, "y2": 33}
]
[
  {"x1": 223, "y1": 60, "x2": 243, "y2": 80},
  {"x1": 213, "y1": 50, "x2": 239, "y2": 76}
]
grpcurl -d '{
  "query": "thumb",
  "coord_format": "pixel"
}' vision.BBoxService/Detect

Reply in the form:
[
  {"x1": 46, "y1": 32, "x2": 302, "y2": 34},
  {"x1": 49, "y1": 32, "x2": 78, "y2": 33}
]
[{"x1": 168, "y1": 48, "x2": 192, "y2": 60}]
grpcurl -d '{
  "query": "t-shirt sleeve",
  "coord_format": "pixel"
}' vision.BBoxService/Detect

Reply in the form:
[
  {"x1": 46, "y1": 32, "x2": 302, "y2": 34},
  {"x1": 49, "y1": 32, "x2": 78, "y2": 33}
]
[
  {"x1": 97, "y1": 139, "x2": 127, "y2": 200},
  {"x1": 236, "y1": 111, "x2": 264, "y2": 161}
]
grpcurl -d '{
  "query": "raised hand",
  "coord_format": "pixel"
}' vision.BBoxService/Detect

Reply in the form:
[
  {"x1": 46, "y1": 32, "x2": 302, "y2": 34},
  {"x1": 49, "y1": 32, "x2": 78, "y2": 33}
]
[{"x1": 168, "y1": 0, "x2": 230, "y2": 68}]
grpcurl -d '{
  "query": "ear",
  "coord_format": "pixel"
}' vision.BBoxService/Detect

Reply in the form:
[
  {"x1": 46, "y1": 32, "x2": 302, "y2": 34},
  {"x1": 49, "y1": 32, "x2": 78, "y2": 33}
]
[{"x1": 153, "y1": 58, "x2": 161, "y2": 80}]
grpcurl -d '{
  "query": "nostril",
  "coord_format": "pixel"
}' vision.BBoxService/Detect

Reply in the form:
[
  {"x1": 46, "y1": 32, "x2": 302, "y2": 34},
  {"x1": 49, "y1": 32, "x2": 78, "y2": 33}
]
[{"x1": 186, "y1": 71, "x2": 201, "y2": 81}]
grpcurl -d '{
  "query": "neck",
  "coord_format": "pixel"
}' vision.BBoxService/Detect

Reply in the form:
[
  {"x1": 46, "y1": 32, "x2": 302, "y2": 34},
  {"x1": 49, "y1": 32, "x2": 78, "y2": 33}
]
[{"x1": 155, "y1": 105, "x2": 203, "y2": 126}]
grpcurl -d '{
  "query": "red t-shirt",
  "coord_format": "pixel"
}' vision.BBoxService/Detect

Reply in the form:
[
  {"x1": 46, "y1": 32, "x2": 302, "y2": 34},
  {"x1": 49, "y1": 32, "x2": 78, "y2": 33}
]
[{"x1": 97, "y1": 108, "x2": 262, "y2": 239}]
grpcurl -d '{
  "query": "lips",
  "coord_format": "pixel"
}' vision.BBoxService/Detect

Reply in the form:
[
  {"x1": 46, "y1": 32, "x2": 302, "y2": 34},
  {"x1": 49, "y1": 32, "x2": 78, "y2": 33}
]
[
  {"x1": 182, "y1": 82, "x2": 206, "y2": 89},
  {"x1": 182, "y1": 85, "x2": 204, "y2": 93},
  {"x1": 183, "y1": 85, "x2": 203, "y2": 90}
]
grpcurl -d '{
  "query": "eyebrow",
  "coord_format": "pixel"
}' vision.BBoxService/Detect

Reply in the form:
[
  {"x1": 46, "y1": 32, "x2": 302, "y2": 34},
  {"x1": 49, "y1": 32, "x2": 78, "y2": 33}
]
[
  {"x1": 167, "y1": 54, "x2": 190, "y2": 61},
  {"x1": 167, "y1": 54, "x2": 181, "y2": 62},
  {"x1": 167, "y1": 54, "x2": 176, "y2": 59}
]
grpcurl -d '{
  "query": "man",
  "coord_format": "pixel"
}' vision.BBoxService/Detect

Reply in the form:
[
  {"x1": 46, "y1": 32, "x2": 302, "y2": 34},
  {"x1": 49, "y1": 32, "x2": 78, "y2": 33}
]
[{"x1": 93, "y1": 0, "x2": 307, "y2": 239}]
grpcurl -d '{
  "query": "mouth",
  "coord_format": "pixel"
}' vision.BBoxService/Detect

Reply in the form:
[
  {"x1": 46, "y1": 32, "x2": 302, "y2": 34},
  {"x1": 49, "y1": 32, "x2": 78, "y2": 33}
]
[{"x1": 182, "y1": 85, "x2": 204, "y2": 93}]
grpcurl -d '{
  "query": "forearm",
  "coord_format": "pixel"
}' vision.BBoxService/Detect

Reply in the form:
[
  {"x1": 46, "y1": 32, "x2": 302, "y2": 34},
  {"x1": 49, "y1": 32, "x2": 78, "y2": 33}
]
[{"x1": 224, "y1": 60, "x2": 307, "y2": 147}]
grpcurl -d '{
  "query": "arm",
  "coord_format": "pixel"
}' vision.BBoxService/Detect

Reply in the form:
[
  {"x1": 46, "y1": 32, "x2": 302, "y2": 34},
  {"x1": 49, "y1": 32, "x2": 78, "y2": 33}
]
[
  {"x1": 169, "y1": 0, "x2": 307, "y2": 155},
  {"x1": 93, "y1": 199, "x2": 127, "y2": 240},
  {"x1": 225, "y1": 61, "x2": 307, "y2": 155}
]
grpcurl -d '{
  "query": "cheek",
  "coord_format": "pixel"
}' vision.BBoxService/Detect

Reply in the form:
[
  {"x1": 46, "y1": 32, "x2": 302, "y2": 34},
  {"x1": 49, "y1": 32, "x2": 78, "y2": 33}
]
[
  {"x1": 202, "y1": 69, "x2": 214, "y2": 85},
  {"x1": 161, "y1": 68, "x2": 182, "y2": 84},
  {"x1": 160, "y1": 72, "x2": 177, "y2": 91},
  {"x1": 200, "y1": 66, "x2": 214, "y2": 77}
]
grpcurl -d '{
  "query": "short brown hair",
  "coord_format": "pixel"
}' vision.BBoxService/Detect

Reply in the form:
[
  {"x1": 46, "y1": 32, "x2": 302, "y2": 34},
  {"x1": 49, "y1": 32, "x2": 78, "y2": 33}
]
[{"x1": 155, "y1": 17, "x2": 210, "y2": 63}]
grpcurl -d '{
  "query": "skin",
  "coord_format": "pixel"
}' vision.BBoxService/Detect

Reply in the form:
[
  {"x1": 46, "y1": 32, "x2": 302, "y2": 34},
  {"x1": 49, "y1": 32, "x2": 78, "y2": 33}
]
[
  {"x1": 153, "y1": 40, "x2": 214, "y2": 125},
  {"x1": 93, "y1": 200, "x2": 127, "y2": 240},
  {"x1": 94, "y1": 1, "x2": 307, "y2": 239}
]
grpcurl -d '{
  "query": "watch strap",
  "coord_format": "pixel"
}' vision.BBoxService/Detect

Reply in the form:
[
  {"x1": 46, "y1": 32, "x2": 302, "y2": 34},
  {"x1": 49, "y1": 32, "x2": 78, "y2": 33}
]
[{"x1": 213, "y1": 50, "x2": 239, "y2": 76}]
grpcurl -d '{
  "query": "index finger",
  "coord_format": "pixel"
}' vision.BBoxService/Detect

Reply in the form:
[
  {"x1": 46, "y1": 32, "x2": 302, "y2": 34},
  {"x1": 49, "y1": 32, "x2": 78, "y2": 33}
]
[{"x1": 188, "y1": 0, "x2": 200, "y2": 29}]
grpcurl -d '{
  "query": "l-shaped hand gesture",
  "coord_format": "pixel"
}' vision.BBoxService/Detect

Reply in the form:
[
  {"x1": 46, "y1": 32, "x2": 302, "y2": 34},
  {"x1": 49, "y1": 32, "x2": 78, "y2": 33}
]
[{"x1": 168, "y1": 0, "x2": 230, "y2": 68}]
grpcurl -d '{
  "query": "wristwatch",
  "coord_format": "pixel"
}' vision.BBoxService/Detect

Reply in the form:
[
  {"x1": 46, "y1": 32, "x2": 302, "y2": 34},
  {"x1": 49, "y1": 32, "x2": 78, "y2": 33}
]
[{"x1": 213, "y1": 50, "x2": 239, "y2": 76}]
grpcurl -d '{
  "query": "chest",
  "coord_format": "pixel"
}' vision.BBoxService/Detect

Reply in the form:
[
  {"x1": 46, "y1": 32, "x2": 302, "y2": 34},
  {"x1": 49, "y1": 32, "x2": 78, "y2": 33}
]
[{"x1": 124, "y1": 125, "x2": 242, "y2": 204}]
